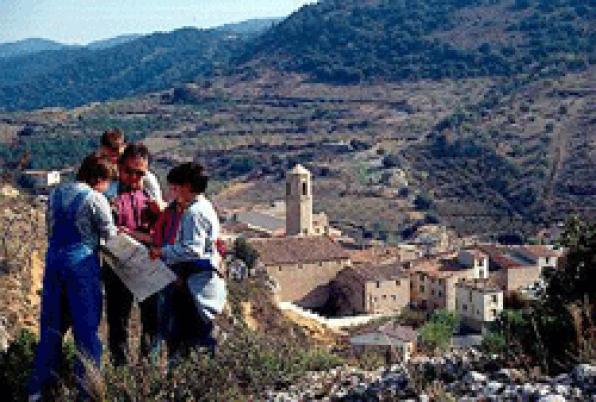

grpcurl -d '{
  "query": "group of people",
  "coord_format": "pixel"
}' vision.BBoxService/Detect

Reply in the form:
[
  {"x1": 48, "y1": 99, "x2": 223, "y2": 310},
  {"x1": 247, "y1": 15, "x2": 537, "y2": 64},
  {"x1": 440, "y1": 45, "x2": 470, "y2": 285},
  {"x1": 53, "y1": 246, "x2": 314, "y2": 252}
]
[{"x1": 27, "y1": 129, "x2": 224, "y2": 401}]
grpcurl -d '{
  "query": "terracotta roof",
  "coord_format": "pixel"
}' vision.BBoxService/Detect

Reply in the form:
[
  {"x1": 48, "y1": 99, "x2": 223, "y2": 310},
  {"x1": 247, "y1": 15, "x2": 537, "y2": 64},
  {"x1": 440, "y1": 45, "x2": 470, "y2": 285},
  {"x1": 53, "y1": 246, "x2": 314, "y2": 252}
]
[
  {"x1": 519, "y1": 245, "x2": 560, "y2": 258},
  {"x1": 347, "y1": 263, "x2": 408, "y2": 282},
  {"x1": 477, "y1": 245, "x2": 527, "y2": 269},
  {"x1": 249, "y1": 236, "x2": 350, "y2": 265},
  {"x1": 350, "y1": 246, "x2": 401, "y2": 264}
]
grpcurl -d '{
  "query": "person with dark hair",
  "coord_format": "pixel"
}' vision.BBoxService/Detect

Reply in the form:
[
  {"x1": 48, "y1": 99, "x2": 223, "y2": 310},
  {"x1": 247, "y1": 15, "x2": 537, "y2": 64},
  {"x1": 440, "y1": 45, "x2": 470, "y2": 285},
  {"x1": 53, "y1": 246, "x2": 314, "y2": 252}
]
[
  {"x1": 149, "y1": 162, "x2": 225, "y2": 359},
  {"x1": 97, "y1": 130, "x2": 163, "y2": 203},
  {"x1": 28, "y1": 154, "x2": 116, "y2": 402},
  {"x1": 103, "y1": 142, "x2": 163, "y2": 366},
  {"x1": 98, "y1": 128, "x2": 125, "y2": 165}
]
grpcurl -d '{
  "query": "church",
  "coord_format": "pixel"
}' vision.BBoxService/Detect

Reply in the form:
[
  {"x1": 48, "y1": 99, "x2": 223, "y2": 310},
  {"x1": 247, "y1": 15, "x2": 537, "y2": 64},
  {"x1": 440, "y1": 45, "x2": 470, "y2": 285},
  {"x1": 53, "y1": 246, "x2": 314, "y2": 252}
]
[{"x1": 248, "y1": 165, "x2": 352, "y2": 308}]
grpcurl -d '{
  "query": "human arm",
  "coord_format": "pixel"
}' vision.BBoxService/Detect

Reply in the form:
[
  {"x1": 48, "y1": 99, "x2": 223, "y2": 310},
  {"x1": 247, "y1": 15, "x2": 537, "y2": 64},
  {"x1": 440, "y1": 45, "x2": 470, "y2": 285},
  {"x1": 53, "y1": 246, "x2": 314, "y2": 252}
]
[
  {"x1": 89, "y1": 192, "x2": 118, "y2": 243},
  {"x1": 160, "y1": 212, "x2": 210, "y2": 265}
]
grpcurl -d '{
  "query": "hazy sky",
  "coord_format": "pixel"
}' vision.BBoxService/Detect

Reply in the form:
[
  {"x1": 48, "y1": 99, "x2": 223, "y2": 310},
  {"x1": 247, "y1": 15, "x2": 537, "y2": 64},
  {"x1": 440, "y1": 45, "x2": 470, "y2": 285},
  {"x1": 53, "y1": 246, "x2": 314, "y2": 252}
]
[{"x1": 1, "y1": 0, "x2": 317, "y2": 44}]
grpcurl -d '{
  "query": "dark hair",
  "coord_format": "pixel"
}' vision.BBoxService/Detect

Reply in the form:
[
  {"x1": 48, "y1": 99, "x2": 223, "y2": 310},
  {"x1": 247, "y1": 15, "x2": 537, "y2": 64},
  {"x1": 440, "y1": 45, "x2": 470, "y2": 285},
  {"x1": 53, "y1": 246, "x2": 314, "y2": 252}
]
[
  {"x1": 100, "y1": 128, "x2": 124, "y2": 151},
  {"x1": 167, "y1": 162, "x2": 208, "y2": 194},
  {"x1": 119, "y1": 142, "x2": 150, "y2": 165},
  {"x1": 166, "y1": 164, "x2": 185, "y2": 185},
  {"x1": 77, "y1": 154, "x2": 111, "y2": 187}
]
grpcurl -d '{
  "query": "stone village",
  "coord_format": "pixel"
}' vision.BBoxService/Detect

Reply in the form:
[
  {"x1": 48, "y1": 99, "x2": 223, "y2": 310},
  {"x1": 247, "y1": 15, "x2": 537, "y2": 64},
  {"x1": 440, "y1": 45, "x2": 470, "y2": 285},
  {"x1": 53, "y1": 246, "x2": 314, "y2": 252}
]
[{"x1": 218, "y1": 165, "x2": 564, "y2": 360}]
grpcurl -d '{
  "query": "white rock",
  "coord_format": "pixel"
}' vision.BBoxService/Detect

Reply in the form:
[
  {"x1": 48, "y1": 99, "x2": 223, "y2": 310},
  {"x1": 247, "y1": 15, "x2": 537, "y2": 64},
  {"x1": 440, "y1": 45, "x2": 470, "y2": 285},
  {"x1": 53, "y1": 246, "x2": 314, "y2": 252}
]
[
  {"x1": 484, "y1": 381, "x2": 504, "y2": 394},
  {"x1": 465, "y1": 371, "x2": 488, "y2": 383},
  {"x1": 553, "y1": 384, "x2": 569, "y2": 396},
  {"x1": 522, "y1": 383, "x2": 536, "y2": 397},
  {"x1": 538, "y1": 394, "x2": 565, "y2": 402}
]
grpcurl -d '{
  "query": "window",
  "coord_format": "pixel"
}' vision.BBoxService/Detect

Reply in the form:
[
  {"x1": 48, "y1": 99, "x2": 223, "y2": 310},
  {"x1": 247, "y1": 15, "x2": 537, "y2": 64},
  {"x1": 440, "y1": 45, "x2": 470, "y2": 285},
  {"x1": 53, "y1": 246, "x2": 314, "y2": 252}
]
[
  {"x1": 469, "y1": 292, "x2": 473, "y2": 302},
  {"x1": 491, "y1": 295, "x2": 497, "y2": 303},
  {"x1": 391, "y1": 295, "x2": 397, "y2": 301},
  {"x1": 373, "y1": 297, "x2": 378, "y2": 302},
  {"x1": 302, "y1": 182, "x2": 307, "y2": 196},
  {"x1": 395, "y1": 280, "x2": 400, "y2": 286},
  {"x1": 490, "y1": 309, "x2": 497, "y2": 318},
  {"x1": 431, "y1": 290, "x2": 435, "y2": 296},
  {"x1": 278, "y1": 267, "x2": 282, "y2": 272},
  {"x1": 376, "y1": 281, "x2": 380, "y2": 288},
  {"x1": 420, "y1": 285, "x2": 425, "y2": 292},
  {"x1": 463, "y1": 304, "x2": 467, "y2": 311},
  {"x1": 438, "y1": 290, "x2": 442, "y2": 297},
  {"x1": 479, "y1": 269, "x2": 484, "y2": 277},
  {"x1": 382, "y1": 295, "x2": 387, "y2": 300},
  {"x1": 286, "y1": 182, "x2": 291, "y2": 195}
]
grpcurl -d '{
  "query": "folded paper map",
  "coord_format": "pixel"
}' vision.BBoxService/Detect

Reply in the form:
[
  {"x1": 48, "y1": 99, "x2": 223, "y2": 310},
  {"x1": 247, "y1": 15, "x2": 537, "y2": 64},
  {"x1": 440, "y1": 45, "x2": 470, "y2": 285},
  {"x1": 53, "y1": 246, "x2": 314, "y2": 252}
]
[{"x1": 102, "y1": 233, "x2": 176, "y2": 302}]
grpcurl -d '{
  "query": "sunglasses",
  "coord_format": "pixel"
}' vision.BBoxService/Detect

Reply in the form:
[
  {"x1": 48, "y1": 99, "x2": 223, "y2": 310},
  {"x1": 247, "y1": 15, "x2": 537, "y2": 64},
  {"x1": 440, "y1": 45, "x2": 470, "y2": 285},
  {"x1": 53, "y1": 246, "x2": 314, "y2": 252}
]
[{"x1": 123, "y1": 166, "x2": 147, "y2": 177}]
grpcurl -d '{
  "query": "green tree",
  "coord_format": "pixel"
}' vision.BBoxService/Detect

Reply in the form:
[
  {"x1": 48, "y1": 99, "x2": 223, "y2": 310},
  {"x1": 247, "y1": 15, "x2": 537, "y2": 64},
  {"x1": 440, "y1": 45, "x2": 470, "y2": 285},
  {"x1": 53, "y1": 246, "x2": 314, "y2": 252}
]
[{"x1": 419, "y1": 310, "x2": 459, "y2": 353}]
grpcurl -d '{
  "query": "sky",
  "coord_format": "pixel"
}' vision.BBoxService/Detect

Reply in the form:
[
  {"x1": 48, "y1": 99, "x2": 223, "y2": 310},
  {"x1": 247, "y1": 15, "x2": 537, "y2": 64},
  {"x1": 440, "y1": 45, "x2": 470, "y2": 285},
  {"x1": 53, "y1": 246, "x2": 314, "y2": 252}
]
[{"x1": 0, "y1": 0, "x2": 317, "y2": 44}]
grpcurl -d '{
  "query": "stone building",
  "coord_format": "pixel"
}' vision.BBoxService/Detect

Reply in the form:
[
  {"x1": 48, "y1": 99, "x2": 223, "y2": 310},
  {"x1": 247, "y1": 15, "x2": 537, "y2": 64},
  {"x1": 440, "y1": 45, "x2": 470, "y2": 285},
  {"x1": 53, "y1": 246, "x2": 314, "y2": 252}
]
[
  {"x1": 249, "y1": 236, "x2": 351, "y2": 308},
  {"x1": 478, "y1": 245, "x2": 542, "y2": 292},
  {"x1": 408, "y1": 248, "x2": 491, "y2": 312},
  {"x1": 513, "y1": 245, "x2": 561, "y2": 273},
  {"x1": 455, "y1": 279, "x2": 503, "y2": 332},
  {"x1": 350, "y1": 323, "x2": 417, "y2": 363},
  {"x1": 285, "y1": 164, "x2": 313, "y2": 236},
  {"x1": 334, "y1": 263, "x2": 410, "y2": 315}
]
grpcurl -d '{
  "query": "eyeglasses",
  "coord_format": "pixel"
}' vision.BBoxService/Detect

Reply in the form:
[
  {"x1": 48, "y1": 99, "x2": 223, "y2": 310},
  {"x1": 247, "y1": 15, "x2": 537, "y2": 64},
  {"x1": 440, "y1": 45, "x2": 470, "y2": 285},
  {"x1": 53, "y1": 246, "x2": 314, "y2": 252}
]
[{"x1": 123, "y1": 166, "x2": 146, "y2": 177}]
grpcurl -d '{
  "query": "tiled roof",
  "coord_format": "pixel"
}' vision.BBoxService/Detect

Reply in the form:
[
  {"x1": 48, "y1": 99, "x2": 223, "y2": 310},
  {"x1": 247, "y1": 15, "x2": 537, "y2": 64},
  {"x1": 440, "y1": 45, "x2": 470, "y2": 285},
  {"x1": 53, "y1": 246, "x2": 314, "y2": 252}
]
[
  {"x1": 347, "y1": 263, "x2": 408, "y2": 282},
  {"x1": 351, "y1": 324, "x2": 417, "y2": 345},
  {"x1": 520, "y1": 245, "x2": 560, "y2": 258},
  {"x1": 378, "y1": 323, "x2": 418, "y2": 342},
  {"x1": 477, "y1": 245, "x2": 528, "y2": 269},
  {"x1": 249, "y1": 236, "x2": 350, "y2": 265}
]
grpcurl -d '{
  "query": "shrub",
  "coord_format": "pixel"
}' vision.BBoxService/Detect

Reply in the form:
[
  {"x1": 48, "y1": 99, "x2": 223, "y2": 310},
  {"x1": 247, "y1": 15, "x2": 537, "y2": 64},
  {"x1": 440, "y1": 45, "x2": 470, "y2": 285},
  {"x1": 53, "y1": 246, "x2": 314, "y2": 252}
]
[{"x1": 419, "y1": 310, "x2": 459, "y2": 353}]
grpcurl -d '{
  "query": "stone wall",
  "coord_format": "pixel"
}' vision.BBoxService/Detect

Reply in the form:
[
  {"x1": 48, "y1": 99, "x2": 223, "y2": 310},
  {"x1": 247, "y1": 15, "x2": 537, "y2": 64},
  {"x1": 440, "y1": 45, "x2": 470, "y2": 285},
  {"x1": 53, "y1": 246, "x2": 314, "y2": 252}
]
[
  {"x1": 493, "y1": 266, "x2": 541, "y2": 291},
  {"x1": 456, "y1": 286, "x2": 502, "y2": 331},
  {"x1": 266, "y1": 258, "x2": 350, "y2": 308},
  {"x1": 364, "y1": 276, "x2": 410, "y2": 314}
]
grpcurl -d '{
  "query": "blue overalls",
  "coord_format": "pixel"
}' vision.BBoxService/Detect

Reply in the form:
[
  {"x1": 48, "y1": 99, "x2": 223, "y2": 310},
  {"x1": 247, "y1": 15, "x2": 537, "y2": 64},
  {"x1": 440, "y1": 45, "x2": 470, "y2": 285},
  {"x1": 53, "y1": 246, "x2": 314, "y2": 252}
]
[{"x1": 28, "y1": 187, "x2": 102, "y2": 399}]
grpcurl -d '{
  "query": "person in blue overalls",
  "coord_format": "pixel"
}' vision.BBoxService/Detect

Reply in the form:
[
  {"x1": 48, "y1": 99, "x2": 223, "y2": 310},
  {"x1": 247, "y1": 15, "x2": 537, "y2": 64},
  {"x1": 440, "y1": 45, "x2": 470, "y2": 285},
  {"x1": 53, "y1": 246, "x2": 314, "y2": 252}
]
[{"x1": 27, "y1": 154, "x2": 117, "y2": 402}]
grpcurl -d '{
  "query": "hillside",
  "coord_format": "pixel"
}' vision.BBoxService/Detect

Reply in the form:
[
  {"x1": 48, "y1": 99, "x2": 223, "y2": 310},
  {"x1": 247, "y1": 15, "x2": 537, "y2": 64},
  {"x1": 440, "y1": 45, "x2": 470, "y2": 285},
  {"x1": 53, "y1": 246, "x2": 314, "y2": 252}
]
[
  {"x1": 0, "y1": 21, "x2": 273, "y2": 111},
  {"x1": 243, "y1": 0, "x2": 594, "y2": 83},
  {"x1": 0, "y1": 0, "x2": 593, "y2": 237},
  {"x1": 0, "y1": 38, "x2": 67, "y2": 58}
]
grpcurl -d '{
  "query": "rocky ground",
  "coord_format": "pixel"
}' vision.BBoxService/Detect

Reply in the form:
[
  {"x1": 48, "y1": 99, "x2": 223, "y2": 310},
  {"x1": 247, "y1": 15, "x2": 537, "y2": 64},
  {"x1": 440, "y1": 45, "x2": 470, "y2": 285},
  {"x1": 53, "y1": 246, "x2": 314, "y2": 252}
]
[{"x1": 267, "y1": 350, "x2": 595, "y2": 401}]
